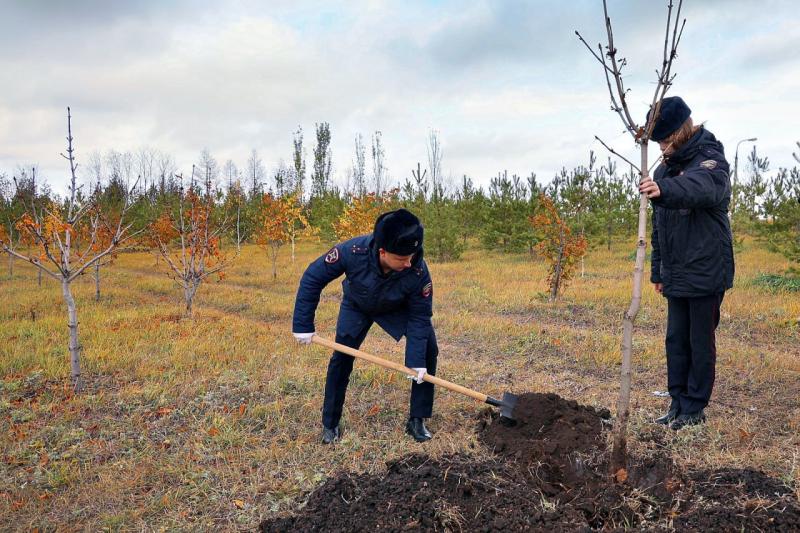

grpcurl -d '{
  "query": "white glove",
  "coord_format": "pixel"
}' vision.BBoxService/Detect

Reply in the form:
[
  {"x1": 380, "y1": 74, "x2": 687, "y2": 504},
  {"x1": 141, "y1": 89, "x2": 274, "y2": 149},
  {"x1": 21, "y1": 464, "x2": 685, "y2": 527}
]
[
  {"x1": 411, "y1": 367, "x2": 427, "y2": 384},
  {"x1": 293, "y1": 332, "x2": 315, "y2": 345}
]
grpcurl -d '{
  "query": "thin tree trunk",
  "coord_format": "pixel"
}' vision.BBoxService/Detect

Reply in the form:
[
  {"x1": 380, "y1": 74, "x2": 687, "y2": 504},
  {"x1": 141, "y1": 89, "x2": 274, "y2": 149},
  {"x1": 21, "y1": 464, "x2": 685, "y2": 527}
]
[
  {"x1": 291, "y1": 234, "x2": 296, "y2": 263},
  {"x1": 271, "y1": 246, "x2": 278, "y2": 280},
  {"x1": 184, "y1": 283, "x2": 195, "y2": 317},
  {"x1": 62, "y1": 278, "x2": 83, "y2": 392},
  {"x1": 612, "y1": 143, "x2": 649, "y2": 472},
  {"x1": 38, "y1": 267, "x2": 42, "y2": 286},
  {"x1": 580, "y1": 228, "x2": 585, "y2": 278},
  {"x1": 8, "y1": 251, "x2": 12, "y2": 278},
  {"x1": 549, "y1": 227, "x2": 565, "y2": 302},
  {"x1": 94, "y1": 262, "x2": 101, "y2": 301},
  {"x1": 236, "y1": 206, "x2": 241, "y2": 252}
]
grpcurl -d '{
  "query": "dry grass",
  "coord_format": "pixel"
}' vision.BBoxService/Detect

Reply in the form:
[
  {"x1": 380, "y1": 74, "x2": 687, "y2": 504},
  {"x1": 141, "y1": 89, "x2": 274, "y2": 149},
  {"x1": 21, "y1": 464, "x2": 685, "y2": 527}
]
[{"x1": 1, "y1": 237, "x2": 798, "y2": 530}]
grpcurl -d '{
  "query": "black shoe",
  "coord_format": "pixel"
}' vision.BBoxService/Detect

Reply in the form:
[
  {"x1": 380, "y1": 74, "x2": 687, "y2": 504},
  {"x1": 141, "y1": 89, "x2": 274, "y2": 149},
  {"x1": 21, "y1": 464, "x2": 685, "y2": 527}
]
[
  {"x1": 405, "y1": 417, "x2": 432, "y2": 442},
  {"x1": 655, "y1": 408, "x2": 680, "y2": 425},
  {"x1": 321, "y1": 425, "x2": 340, "y2": 444},
  {"x1": 669, "y1": 410, "x2": 706, "y2": 430}
]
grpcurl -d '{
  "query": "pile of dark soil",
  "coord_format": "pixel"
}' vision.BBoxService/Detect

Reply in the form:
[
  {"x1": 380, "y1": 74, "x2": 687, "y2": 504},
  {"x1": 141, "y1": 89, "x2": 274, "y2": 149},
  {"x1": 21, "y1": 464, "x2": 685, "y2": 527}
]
[
  {"x1": 263, "y1": 454, "x2": 608, "y2": 532},
  {"x1": 478, "y1": 392, "x2": 611, "y2": 489},
  {"x1": 260, "y1": 393, "x2": 800, "y2": 531}
]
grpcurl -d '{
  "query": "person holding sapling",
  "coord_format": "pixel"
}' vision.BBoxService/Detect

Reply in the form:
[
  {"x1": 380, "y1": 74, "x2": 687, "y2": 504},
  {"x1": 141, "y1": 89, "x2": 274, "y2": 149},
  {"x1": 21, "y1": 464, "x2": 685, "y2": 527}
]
[
  {"x1": 292, "y1": 209, "x2": 438, "y2": 443},
  {"x1": 639, "y1": 96, "x2": 735, "y2": 430}
]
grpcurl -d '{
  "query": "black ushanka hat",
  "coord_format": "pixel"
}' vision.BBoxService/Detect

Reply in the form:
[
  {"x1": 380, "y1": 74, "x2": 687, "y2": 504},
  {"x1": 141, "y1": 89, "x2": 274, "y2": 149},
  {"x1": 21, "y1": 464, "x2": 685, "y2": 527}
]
[
  {"x1": 373, "y1": 208, "x2": 423, "y2": 255},
  {"x1": 648, "y1": 96, "x2": 692, "y2": 142}
]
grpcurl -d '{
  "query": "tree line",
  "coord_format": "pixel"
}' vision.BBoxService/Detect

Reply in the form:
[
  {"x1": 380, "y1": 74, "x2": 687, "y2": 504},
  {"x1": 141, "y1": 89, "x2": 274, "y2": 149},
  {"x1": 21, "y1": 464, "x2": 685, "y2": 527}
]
[
  {"x1": 3, "y1": 127, "x2": 797, "y2": 272},
  {"x1": 1, "y1": 110, "x2": 798, "y2": 392}
]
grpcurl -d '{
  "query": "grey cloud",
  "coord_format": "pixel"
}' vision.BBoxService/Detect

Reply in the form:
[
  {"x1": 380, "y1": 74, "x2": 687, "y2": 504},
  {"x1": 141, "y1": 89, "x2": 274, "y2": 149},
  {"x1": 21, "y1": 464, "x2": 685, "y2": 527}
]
[{"x1": 1, "y1": 0, "x2": 799, "y2": 193}]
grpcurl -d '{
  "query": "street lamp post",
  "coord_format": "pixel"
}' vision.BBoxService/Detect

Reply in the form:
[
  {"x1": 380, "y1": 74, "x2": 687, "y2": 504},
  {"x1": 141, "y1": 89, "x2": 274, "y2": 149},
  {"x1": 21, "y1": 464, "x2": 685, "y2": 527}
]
[{"x1": 732, "y1": 137, "x2": 757, "y2": 217}]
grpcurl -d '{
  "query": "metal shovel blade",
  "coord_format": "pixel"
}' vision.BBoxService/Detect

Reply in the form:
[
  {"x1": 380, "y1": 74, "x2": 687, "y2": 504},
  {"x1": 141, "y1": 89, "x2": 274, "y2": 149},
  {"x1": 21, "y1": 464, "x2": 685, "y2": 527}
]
[{"x1": 486, "y1": 392, "x2": 519, "y2": 426}]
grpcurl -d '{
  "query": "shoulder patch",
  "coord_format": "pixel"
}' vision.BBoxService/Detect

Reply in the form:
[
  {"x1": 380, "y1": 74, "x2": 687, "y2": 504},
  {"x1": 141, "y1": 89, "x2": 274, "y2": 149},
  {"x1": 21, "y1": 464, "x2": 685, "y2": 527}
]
[
  {"x1": 699, "y1": 160, "x2": 717, "y2": 170},
  {"x1": 325, "y1": 247, "x2": 339, "y2": 264},
  {"x1": 421, "y1": 282, "x2": 432, "y2": 298}
]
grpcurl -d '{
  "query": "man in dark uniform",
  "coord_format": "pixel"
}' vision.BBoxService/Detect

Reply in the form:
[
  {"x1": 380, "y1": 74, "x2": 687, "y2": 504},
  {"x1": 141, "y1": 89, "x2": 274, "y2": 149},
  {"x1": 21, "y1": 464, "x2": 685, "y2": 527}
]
[
  {"x1": 292, "y1": 208, "x2": 437, "y2": 443},
  {"x1": 640, "y1": 96, "x2": 735, "y2": 430}
]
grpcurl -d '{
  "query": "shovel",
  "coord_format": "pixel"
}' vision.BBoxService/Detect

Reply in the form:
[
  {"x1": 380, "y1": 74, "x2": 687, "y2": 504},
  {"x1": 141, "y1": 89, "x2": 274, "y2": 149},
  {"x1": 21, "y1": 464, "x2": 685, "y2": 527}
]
[{"x1": 311, "y1": 335, "x2": 518, "y2": 423}]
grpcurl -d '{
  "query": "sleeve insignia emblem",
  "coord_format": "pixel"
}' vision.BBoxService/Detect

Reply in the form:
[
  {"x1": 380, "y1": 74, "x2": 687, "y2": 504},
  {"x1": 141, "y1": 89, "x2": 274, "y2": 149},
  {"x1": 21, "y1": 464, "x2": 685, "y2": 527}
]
[
  {"x1": 422, "y1": 282, "x2": 432, "y2": 298},
  {"x1": 325, "y1": 247, "x2": 340, "y2": 264}
]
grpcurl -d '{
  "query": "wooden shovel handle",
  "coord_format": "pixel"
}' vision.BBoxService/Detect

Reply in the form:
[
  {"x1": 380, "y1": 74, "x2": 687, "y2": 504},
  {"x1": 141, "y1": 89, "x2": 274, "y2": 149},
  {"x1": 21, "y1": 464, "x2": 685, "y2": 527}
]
[{"x1": 311, "y1": 335, "x2": 489, "y2": 403}]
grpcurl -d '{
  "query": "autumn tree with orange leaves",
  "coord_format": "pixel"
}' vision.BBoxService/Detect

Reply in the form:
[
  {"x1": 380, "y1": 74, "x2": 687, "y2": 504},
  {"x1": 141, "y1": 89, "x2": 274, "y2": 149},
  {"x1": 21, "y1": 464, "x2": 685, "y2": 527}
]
[
  {"x1": 282, "y1": 192, "x2": 310, "y2": 263},
  {"x1": 150, "y1": 168, "x2": 238, "y2": 317},
  {"x1": 254, "y1": 192, "x2": 303, "y2": 280},
  {"x1": 530, "y1": 194, "x2": 588, "y2": 301},
  {"x1": 84, "y1": 203, "x2": 124, "y2": 301},
  {"x1": 333, "y1": 190, "x2": 398, "y2": 241},
  {"x1": 143, "y1": 210, "x2": 179, "y2": 266},
  {"x1": 0, "y1": 108, "x2": 140, "y2": 392}
]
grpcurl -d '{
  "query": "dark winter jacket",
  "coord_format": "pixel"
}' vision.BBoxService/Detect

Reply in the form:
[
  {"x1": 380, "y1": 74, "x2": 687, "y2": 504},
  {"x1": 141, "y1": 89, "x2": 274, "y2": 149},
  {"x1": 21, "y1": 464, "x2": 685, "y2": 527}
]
[
  {"x1": 650, "y1": 127, "x2": 735, "y2": 297},
  {"x1": 292, "y1": 235, "x2": 434, "y2": 368}
]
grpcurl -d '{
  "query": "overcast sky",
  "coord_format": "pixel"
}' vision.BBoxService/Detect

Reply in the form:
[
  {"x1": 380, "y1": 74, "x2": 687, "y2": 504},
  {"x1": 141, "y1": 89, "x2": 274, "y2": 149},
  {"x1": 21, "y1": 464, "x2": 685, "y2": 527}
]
[{"x1": 1, "y1": 0, "x2": 798, "y2": 195}]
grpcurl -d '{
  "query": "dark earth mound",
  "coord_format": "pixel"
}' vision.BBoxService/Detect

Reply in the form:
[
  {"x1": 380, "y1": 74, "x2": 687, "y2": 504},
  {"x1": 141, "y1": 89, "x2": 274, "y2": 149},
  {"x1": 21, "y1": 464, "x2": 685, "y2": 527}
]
[
  {"x1": 478, "y1": 392, "x2": 611, "y2": 489},
  {"x1": 262, "y1": 454, "x2": 616, "y2": 532},
  {"x1": 260, "y1": 393, "x2": 800, "y2": 532}
]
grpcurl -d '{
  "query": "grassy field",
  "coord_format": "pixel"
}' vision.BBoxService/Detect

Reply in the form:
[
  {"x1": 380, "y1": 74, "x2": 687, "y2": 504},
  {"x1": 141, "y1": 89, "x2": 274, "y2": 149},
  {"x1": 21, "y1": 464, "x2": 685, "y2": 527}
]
[{"x1": 1, "y1": 237, "x2": 799, "y2": 530}]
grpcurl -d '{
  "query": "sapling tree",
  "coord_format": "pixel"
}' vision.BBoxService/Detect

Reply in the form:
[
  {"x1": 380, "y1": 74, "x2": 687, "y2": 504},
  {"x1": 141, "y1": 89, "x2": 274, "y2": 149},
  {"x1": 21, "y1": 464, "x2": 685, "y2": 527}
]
[
  {"x1": 0, "y1": 172, "x2": 22, "y2": 278},
  {"x1": 283, "y1": 191, "x2": 310, "y2": 262},
  {"x1": 254, "y1": 193, "x2": 299, "y2": 280},
  {"x1": 85, "y1": 206, "x2": 120, "y2": 301},
  {"x1": 577, "y1": 0, "x2": 686, "y2": 471},
  {"x1": 0, "y1": 108, "x2": 139, "y2": 392},
  {"x1": 530, "y1": 194, "x2": 588, "y2": 301},
  {"x1": 151, "y1": 168, "x2": 238, "y2": 317}
]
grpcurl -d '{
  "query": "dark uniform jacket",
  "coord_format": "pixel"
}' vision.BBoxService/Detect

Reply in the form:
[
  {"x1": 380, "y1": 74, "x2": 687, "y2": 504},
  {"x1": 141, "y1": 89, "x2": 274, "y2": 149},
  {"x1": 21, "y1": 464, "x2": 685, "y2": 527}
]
[
  {"x1": 650, "y1": 127, "x2": 735, "y2": 297},
  {"x1": 292, "y1": 235, "x2": 434, "y2": 368}
]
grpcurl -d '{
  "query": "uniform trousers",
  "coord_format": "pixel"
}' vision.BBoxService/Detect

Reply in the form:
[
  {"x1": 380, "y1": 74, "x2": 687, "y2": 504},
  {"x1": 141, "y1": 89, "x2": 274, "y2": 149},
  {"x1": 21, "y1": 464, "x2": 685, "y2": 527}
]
[
  {"x1": 321, "y1": 320, "x2": 438, "y2": 430},
  {"x1": 665, "y1": 292, "x2": 724, "y2": 414}
]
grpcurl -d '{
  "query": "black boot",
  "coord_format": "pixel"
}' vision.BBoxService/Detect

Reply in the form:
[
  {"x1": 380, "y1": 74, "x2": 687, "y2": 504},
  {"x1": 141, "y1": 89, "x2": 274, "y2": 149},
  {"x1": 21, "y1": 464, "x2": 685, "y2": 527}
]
[
  {"x1": 655, "y1": 407, "x2": 680, "y2": 425},
  {"x1": 670, "y1": 410, "x2": 706, "y2": 430},
  {"x1": 405, "y1": 417, "x2": 432, "y2": 442},
  {"x1": 321, "y1": 425, "x2": 340, "y2": 444}
]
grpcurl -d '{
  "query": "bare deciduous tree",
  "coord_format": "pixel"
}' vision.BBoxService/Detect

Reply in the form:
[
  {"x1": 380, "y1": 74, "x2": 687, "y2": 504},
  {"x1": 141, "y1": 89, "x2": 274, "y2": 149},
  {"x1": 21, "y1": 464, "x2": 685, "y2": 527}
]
[
  {"x1": 247, "y1": 149, "x2": 266, "y2": 197},
  {"x1": 223, "y1": 159, "x2": 239, "y2": 193},
  {"x1": 353, "y1": 133, "x2": 367, "y2": 196},
  {"x1": 0, "y1": 108, "x2": 140, "y2": 392},
  {"x1": 577, "y1": 0, "x2": 686, "y2": 473},
  {"x1": 292, "y1": 127, "x2": 306, "y2": 197},
  {"x1": 427, "y1": 129, "x2": 443, "y2": 200},
  {"x1": 371, "y1": 131, "x2": 386, "y2": 194}
]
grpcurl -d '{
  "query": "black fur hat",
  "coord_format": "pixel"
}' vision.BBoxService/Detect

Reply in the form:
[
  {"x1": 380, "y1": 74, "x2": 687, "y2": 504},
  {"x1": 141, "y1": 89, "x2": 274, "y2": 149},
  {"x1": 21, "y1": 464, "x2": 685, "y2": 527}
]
[
  {"x1": 648, "y1": 96, "x2": 691, "y2": 142},
  {"x1": 373, "y1": 208, "x2": 423, "y2": 255}
]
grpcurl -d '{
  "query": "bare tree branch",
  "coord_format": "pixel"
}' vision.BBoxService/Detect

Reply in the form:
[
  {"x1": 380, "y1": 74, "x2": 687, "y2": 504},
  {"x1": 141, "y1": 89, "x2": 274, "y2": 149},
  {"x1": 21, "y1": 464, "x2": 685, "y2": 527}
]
[
  {"x1": 594, "y1": 136, "x2": 641, "y2": 173},
  {"x1": 2, "y1": 246, "x2": 61, "y2": 280},
  {"x1": 602, "y1": 0, "x2": 637, "y2": 132}
]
